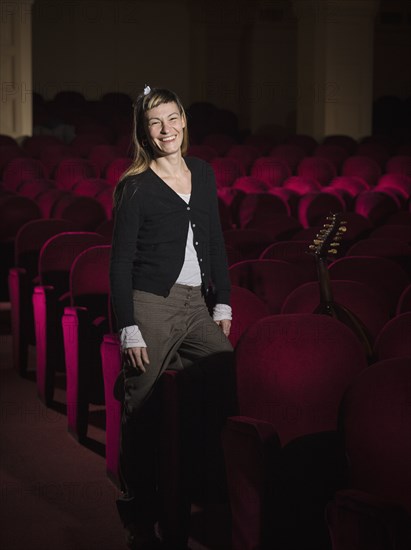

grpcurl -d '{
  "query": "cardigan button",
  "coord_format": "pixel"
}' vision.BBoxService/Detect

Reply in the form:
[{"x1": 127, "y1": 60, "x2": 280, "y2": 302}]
[{"x1": 187, "y1": 206, "x2": 191, "y2": 211}]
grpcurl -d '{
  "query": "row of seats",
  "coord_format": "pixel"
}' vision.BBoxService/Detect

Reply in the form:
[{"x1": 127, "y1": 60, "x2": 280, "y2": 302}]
[
  {"x1": 6, "y1": 214, "x2": 411, "y2": 548},
  {"x1": 2, "y1": 136, "x2": 411, "y2": 184}
]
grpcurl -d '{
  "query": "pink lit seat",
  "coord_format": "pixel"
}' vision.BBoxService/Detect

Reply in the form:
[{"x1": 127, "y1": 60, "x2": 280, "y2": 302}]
[
  {"x1": 62, "y1": 245, "x2": 112, "y2": 441},
  {"x1": 355, "y1": 191, "x2": 399, "y2": 225},
  {"x1": 105, "y1": 157, "x2": 132, "y2": 186},
  {"x1": 342, "y1": 156, "x2": 382, "y2": 186},
  {"x1": 251, "y1": 157, "x2": 291, "y2": 187},
  {"x1": 298, "y1": 192, "x2": 345, "y2": 228},
  {"x1": 210, "y1": 157, "x2": 246, "y2": 188},
  {"x1": 54, "y1": 158, "x2": 97, "y2": 190},
  {"x1": 2, "y1": 158, "x2": 46, "y2": 191},
  {"x1": 297, "y1": 157, "x2": 337, "y2": 185},
  {"x1": 33, "y1": 232, "x2": 108, "y2": 405},
  {"x1": 8, "y1": 219, "x2": 77, "y2": 375}
]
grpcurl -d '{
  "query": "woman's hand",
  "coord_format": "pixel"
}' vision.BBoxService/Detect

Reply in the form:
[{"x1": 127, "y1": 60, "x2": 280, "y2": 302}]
[
  {"x1": 123, "y1": 347, "x2": 150, "y2": 374},
  {"x1": 215, "y1": 319, "x2": 231, "y2": 337}
]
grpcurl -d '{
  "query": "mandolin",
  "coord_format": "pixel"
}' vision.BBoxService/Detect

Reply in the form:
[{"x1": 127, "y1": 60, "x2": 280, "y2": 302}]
[{"x1": 309, "y1": 213, "x2": 373, "y2": 359}]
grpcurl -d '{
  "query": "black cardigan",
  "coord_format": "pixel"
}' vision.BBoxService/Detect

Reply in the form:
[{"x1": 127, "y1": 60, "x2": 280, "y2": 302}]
[{"x1": 110, "y1": 156, "x2": 231, "y2": 330}]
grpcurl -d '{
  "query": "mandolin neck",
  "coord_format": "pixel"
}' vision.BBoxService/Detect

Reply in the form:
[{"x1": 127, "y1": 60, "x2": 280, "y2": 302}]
[{"x1": 316, "y1": 256, "x2": 334, "y2": 305}]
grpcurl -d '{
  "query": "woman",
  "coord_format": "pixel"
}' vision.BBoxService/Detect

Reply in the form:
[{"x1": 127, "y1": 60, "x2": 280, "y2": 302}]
[{"x1": 110, "y1": 86, "x2": 233, "y2": 550}]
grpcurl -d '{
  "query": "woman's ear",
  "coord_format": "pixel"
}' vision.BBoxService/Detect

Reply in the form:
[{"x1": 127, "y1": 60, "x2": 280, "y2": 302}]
[{"x1": 181, "y1": 112, "x2": 187, "y2": 129}]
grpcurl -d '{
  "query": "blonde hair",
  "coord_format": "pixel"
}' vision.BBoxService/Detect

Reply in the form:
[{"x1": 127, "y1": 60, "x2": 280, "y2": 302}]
[{"x1": 113, "y1": 87, "x2": 189, "y2": 207}]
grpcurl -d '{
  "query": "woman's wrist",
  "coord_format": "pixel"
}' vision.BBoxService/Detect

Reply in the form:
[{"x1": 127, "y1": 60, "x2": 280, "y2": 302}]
[
  {"x1": 119, "y1": 325, "x2": 147, "y2": 350},
  {"x1": 212, "y1": 303, "x2": 232, "y2": 321}
]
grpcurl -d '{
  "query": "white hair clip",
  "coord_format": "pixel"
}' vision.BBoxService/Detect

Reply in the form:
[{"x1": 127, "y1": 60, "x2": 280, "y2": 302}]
[{"x1": 143, "y1": 84, "x2": 151, "y2": 96}]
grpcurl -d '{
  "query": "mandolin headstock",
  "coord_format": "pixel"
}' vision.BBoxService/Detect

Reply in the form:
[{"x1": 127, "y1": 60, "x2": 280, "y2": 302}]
[{"x1": 308, "y1": 213, "x2": 347, "y2": 260}]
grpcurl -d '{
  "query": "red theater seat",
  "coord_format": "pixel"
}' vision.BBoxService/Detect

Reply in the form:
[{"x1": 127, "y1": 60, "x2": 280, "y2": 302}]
[
  {"x1": 229, "y1": 259, "x2": 304, "y2": 313},
  {"x1": 373, "y1": 312, "x2": 411, "y2": 361},
  {"x1": 326, "y1": 358, "x2": 411, "y2": 550},
  {"x1": 33, "y1": 232, "x2": 107, "y2": 405},
  {"x1": 222, "y1": 314, "x2": 367, "y2": 550},
  {"x1": 62, "y1": 245, "x2": 111, "y2": 441}
]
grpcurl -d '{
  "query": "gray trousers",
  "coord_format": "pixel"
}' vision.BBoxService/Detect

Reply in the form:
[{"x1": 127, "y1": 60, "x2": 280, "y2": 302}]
[{"x1": 117, "y1": 284, "x2": 233, "y2": 540}]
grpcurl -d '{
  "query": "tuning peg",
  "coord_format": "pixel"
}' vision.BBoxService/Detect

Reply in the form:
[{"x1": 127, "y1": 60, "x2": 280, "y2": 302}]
[
  {"x1": 313, "y1": 239, "x2": 322, "y2": 245},
  {"x1": 330, "y1": 242, "x2": 340, "y2": 247},
  {"x1": 328, "y1": 249, "x2": 338, "y2": 254},
  {"x1": 338, "y1": 226, "x2": 347, "y2": 232},
  {"x1": 308, "y1": 245, "x2": 317, "y2": 251}
]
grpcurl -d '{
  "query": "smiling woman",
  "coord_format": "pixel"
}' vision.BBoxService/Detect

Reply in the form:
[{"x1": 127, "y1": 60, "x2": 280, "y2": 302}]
[{"x1": 110, "y1": 86, "x2": 233, "y2": 549}]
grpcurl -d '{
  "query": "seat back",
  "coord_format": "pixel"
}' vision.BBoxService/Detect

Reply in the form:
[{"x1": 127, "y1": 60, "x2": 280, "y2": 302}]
[
  {"x1": 340, "y1": 357, "x2": 411, "y2": 514},
  {"x1": 229, "y1": 259, "x2": 304, "y2": 313},
  {"x1": 235, "y1": 313, "x2": 367, "y2": 445},
  {"x1": 69, "y1": 245, "x2": 111, "y2": 314},
  {"x1": 229, "y1": 286, "x2": 270, "y2": 347},
  {"x1": 374, "y1": 312, "x2": 411, "y2": 361},
  {"x1": 14, "y1": 219, "x2": 77, "y2": 275},
  {"x1": 329, "y1": 256, "x2": 409, "y2": 315},
  {"x1": 281, "y1": 280, "x2": 390, "y2": 342},
  {"x1": 38, "y1": 232, "x2": 107, "y2": 294}
]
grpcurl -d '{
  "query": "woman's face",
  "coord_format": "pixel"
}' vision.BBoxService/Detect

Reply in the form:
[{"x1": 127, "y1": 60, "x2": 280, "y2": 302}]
[{"x1": 145, "y1": 101, "x2": 185, "y2": 157}]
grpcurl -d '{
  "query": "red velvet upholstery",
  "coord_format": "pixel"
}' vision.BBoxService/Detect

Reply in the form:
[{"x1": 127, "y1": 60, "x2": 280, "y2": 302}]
[
  {"x1": 396, "y1": 284, "x2": 411, "y2": 314},
  {"x1": 226, "y1": 145, "x2": 260, "y2": 172},
  {"x1": 281, "y1": 280, "x2": 390, "y2": 343},
  {"x1": 269, "y1": 144, "x2": 306, "y2": 171},
  {"x1": 54, "y1": 158, "x2": 97, "y2": 190},
  {"x1": 8, "y1": 219, "x2": 77, "y2": 376},
  {"x1": 346, "y1": 238, "x2": 411, "y2": 277},
  {"x1": 326, "y1": 358, "x2": 411, "y2": 550},
  {"x1": 229, "y1": 286, "x2": 270, "y2": 347},
  {"x1": 222, "y1": 314, "x2": 368, "y2": 550},
  {"x1": 298, "y1": 192, "x2": 345, "y2": 228},
  {"x1": 52, "y1": 194, "x2": 107, "y2": 230},
  {"x1": 355, "y1": 191, "x2": 399, "y2": 225},
  {"x1": 373, "y1": 312, "x2": 411, "y2": 361},
  {"x1": 211, "y1": 157, "x2": 246, "y2": 188},
  {"x1": 329, "y1": 256, "x2": 410, "y2": 315},
  {"x1": 236, "y1": 193, "x2": 290, "y2": 228},
  {"x1": 2, "y1": 157, "x2": 46, "y2": 190},
  {"x1": 72, "y1": 177, "x2": 110, "y2": 197},
  {"x1": 88, "y1": 145, "x2": 121, "y2": 177},
  {"x1": 376, "y1": 174, "x2": 411, "y2": 200},
  {"x1": 232, "y1": 176, "x2": 269, "y2": 194},
  {"x1": 259, "y1": 240, "x2": 317, "y2": 282},
  {"x1": 33, "y1": 232, "x2": 107, "y2": 405},
  {"x1": 283, "y1": 175, "x2": 322, "y2": 195},
  {"x1": 223, "y1": 229, "x2": 276, "y2": 260},
  {"x1": 297, "y1": 157, "x2": 337, "y2": 185},
  {"x1": 342, "y1": 156, "x2": 382, "y2": 186},
  {"x1": 251, "y1": 157, "x2": 291, "y2": 187},
  {"x1": 105, "y1": 157, "x2": 132, "y2": 186},
  {"x1": 329, "y1": 176, "x2": 370, "y2": 196},
  {"x1": 314, "y1": 144, "x2": 349, "y2": 170},
  {"x1": 62, "y1": 245, "x2": 111, "y2": 441},
  {"x1": 370, "y1": 223, "x2": 411, "y2": 241},
  {"x1": 229, "y1": 260, "x2": 304, "y2": 313},
  {"x1": 386, "y1": 155, "x2": 411, "y2": 177}
]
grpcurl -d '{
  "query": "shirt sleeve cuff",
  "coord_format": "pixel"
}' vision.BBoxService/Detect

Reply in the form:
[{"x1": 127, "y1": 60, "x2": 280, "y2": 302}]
[
  {"x1": 212, "y1": 303, "x2": 232, "y2": 321},
  {"x1": 119, "y1": 325, "x2": 147, "y2": 350}
]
